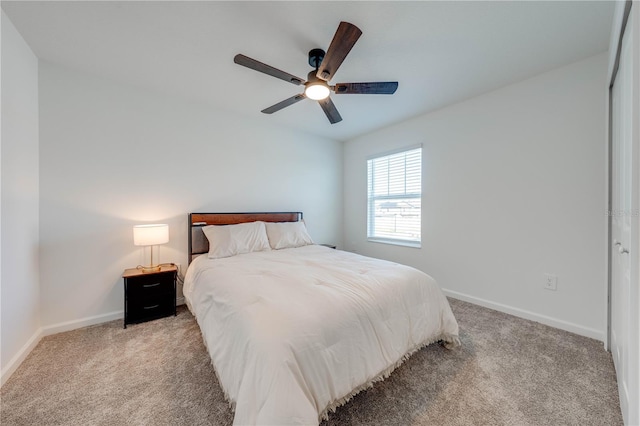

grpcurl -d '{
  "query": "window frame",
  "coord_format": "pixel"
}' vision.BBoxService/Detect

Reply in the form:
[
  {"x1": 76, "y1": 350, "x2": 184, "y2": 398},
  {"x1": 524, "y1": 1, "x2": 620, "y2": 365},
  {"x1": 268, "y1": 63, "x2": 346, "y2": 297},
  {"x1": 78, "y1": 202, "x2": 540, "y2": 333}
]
[{"x1": 366, "y1": 144, "x2": 423, "y2": 248}]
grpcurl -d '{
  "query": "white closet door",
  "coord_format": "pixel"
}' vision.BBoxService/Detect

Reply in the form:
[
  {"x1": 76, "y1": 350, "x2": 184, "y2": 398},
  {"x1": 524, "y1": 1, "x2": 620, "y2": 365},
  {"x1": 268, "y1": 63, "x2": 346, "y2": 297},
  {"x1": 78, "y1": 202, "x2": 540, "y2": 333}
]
[{"x1": 610, "y1": 9, "x2": 639, "y2": 425}]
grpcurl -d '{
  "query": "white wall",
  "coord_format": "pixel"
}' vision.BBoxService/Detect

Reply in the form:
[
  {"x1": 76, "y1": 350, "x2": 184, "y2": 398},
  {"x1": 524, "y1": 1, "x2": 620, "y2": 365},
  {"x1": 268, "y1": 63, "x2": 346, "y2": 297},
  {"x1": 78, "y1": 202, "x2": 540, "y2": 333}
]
[
  {"x1": 344, "y1": 53, "x2": 608, "y2": 340},
  {"x1": 38, "y1": 62, "x2": 343, "y2": 330},
  {"x1": 1, "y1": 11, "x2": 41, "y2": 384}
]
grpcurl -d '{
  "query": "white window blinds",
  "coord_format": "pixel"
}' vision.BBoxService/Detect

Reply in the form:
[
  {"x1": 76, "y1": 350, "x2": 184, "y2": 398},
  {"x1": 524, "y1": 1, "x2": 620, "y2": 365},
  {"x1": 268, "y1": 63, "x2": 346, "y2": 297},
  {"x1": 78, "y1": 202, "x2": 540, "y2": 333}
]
[{"x1": 367, "y1": 146, "x2": 422, "y2": 247}]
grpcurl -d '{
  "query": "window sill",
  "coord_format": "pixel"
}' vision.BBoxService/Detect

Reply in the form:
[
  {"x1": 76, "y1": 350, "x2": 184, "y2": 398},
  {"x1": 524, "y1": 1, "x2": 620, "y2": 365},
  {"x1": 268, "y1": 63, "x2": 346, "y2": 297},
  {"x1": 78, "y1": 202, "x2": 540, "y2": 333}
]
[{"x1": 367, "y1": 238, "x2": 421, "y2": 249}]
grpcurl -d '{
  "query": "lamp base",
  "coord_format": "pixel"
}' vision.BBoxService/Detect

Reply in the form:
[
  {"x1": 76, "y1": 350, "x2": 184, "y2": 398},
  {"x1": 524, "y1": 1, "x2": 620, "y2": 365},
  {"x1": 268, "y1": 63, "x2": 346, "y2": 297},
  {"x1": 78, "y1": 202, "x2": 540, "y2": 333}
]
[{"x1": 139, "y1": 265, "x2": 161, "y2": 273}]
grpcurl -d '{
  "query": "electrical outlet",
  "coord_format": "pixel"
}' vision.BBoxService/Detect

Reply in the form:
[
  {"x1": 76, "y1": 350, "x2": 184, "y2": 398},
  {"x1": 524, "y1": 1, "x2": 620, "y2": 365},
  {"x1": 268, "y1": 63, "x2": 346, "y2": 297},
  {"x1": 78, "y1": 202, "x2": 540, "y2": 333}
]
[{"x1": 543, "y1": 273, "x2": 557, "y2": 291}]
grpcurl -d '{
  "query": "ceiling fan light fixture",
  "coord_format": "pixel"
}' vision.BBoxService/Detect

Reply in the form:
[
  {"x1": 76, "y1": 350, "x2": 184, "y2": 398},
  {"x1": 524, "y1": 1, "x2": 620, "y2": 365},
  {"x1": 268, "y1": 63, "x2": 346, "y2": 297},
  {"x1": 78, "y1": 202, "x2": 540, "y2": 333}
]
[{"x1": 305, "y1": 83, "x2": 331, "y2": 100}]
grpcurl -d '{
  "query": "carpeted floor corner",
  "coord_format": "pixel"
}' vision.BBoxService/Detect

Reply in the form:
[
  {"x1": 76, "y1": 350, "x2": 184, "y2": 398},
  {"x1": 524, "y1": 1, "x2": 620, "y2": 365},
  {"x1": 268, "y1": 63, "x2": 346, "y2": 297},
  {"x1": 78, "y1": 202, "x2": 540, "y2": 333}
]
[{"x1": 1, "y1": 299, "x2": 622, "y2": 425}]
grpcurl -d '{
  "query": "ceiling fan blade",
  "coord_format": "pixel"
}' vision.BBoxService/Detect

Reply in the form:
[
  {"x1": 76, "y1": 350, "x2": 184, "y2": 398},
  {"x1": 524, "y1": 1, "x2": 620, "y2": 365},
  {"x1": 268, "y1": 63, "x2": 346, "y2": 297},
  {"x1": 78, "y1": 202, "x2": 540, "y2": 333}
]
[
  {"x1": 333, "y1": 82, "x2": 398, "y2": 95},
  {"x1": 234, "y1": 54, "x2": 306, "y2": 86},
  {"x1": 316, "y1": 22, "x2": 362, "y2": 82},
  {"x1": 261, "y1": 94, "x2": 306, "y2": 114},
  {"x1": 318, "y1": 97, "x2": 342, "y2": 124}
]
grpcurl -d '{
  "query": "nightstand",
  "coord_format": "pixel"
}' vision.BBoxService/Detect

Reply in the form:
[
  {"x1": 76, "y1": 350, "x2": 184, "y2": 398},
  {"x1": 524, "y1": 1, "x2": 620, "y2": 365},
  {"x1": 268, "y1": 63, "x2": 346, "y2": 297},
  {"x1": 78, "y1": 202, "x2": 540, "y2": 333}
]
[
  {"x1": 122, "y1": 265, "x2": 177, "y2": 328},
  {"x1": 320, "y1": 244, "x2": 337, "y2": 249}
]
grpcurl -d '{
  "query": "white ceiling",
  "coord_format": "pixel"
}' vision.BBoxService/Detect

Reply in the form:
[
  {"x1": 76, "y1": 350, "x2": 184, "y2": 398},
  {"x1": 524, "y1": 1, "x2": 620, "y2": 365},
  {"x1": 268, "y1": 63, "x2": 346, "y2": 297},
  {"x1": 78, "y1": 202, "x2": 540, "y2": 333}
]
[{"x1": 2, "y1": 1, "x2": 614, "y2": 141}]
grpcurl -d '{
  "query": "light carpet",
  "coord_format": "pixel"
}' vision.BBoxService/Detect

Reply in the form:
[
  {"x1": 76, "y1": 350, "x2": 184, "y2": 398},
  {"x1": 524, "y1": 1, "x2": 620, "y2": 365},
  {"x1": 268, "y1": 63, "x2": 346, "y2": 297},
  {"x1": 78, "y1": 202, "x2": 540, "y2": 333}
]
[{"x1": 1, "y1": 299, "x2": 622, "y2": 425}]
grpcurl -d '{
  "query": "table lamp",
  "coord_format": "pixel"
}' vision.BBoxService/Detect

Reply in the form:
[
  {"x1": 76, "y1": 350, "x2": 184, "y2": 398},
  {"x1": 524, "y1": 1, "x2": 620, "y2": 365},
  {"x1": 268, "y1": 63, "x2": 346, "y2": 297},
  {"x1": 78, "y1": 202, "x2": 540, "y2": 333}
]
[{"x1": 133, "y1": 224, "x2": 169, "y2": 273}]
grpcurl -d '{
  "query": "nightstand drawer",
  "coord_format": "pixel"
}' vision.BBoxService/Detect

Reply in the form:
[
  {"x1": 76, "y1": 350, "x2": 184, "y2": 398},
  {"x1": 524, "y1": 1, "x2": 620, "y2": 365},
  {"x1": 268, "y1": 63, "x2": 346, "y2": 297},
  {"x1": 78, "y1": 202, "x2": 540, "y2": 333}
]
[
  {"x1": 126, "y1": 294, "x2": 174, "y2": 324},
  {"x1": 126, "y1": 272, "x2": 174, "y2": 299}
]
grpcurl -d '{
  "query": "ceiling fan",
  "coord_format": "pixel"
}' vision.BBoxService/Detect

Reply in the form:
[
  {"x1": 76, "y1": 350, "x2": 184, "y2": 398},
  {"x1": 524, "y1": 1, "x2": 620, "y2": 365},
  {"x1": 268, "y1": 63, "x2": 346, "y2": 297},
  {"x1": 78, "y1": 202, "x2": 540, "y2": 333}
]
[{"x1": 233, "y1": 21, "x2": 398, "y2": 124}]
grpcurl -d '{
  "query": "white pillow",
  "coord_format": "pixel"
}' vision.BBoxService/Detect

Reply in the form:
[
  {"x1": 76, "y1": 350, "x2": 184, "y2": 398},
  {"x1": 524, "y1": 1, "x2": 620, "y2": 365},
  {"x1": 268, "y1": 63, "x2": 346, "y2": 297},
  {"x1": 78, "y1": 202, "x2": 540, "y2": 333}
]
[
  {"x1": 202, "y1": 221, "x2": 270, "y2": 259},
  {"x1": 265, "y1": 221, "x2": 314, "y2": 250}
]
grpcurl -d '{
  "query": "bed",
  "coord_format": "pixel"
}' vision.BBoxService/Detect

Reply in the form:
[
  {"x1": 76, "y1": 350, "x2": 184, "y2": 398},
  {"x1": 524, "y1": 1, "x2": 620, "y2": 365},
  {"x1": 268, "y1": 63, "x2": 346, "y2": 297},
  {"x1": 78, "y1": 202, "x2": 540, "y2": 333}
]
[{"x1": 184, "y1": 212, "x2": 459, "y2": 425}]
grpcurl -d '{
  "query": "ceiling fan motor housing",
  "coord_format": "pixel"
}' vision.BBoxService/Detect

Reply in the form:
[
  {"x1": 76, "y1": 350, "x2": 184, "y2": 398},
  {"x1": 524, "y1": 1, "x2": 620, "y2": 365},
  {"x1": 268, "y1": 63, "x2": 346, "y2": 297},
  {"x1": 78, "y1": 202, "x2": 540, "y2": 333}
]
[{"x1": 306, "y1": 70, "x2": 323, "y2": 85}]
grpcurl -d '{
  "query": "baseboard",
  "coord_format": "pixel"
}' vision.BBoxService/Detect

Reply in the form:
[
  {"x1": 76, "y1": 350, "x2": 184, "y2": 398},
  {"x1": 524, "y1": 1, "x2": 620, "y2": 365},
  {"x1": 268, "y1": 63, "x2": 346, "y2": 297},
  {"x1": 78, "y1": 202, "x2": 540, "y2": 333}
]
[
  {"x1": 1, "y1": 328, "x2": 43, "y2": 387},
  {"x1": 442, "y1": 289, "x2": 605, "y2": 342},
  {"x1": 42, "y1": 297, "x2": 188, "y2": 335},
  {"x1": 42, "y1": 310, "x2": 124, "y2": 336}
]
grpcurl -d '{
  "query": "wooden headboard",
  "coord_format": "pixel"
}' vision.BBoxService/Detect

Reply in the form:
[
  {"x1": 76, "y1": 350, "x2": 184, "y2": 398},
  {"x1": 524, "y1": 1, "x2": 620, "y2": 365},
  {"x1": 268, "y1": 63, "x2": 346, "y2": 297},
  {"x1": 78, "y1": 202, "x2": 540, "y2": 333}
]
[{"x1": 188, "y1": 212, "x2": 303, "y2": 263}]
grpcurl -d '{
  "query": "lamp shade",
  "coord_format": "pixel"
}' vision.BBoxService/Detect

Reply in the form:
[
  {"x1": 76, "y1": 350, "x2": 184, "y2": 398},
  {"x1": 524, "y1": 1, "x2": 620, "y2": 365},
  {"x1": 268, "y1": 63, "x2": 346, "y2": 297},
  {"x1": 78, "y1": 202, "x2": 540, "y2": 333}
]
[{"x1": 133, "y1": 224, "x2": 169, "y2": 246}]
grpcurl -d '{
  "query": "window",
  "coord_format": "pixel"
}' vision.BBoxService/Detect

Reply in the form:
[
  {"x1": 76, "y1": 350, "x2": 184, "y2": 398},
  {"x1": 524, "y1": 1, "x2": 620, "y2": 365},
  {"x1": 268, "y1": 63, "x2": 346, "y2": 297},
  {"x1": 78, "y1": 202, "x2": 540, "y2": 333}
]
[{"x1": 367, "y1": 146, "x2": 422, "y2": 247}]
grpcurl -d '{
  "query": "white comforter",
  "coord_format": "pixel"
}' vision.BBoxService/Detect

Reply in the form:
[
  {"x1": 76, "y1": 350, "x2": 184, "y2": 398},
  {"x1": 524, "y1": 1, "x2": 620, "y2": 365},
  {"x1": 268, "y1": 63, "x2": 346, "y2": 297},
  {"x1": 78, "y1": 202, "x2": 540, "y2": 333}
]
[{"x1": 184, "y1": 245, "x2": 459, "y2": 425}]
